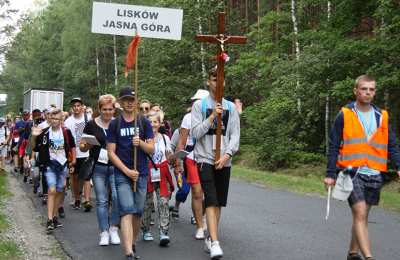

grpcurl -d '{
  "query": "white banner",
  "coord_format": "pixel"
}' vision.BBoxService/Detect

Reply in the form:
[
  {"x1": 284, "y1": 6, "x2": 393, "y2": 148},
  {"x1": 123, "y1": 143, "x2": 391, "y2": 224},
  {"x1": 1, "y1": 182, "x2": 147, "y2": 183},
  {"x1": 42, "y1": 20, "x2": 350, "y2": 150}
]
[{"x1": 91, "y1": 2, "x2": 183, "y2": 41}]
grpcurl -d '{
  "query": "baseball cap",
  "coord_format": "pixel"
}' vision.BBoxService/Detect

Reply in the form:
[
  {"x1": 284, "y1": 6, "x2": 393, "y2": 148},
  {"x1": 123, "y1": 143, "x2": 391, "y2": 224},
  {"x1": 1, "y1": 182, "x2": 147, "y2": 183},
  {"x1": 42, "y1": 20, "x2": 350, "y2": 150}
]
[
  {"x1": 70, "y1": 97, "x2": 83, "y2": 104},
  {"x1": 22, "y1": 110, "x2": 30, "y2": 114},
  {"x1": 0, "y1": 118, "x2": 5, "y2": 123},
  {"x1": 119, "y1": 87, "x2": 135, "y2": 99},
  {"x1": 191, "y1": 89, "x2": 209, "y2": 100}
]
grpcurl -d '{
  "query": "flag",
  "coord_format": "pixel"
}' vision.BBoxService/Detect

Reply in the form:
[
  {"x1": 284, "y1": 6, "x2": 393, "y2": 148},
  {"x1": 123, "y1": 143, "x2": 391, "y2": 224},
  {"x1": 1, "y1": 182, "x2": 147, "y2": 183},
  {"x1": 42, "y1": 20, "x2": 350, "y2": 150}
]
[{"x1": 124, "y1": 34, "x2": 141, "y2": 78}]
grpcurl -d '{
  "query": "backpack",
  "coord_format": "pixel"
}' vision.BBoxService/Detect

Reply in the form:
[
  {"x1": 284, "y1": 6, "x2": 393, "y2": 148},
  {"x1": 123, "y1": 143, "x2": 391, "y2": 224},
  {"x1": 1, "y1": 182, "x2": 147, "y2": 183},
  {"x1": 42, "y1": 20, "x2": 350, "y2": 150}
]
[{"x1": 201, "y1": 97, "x2": 234, "y2": 120}]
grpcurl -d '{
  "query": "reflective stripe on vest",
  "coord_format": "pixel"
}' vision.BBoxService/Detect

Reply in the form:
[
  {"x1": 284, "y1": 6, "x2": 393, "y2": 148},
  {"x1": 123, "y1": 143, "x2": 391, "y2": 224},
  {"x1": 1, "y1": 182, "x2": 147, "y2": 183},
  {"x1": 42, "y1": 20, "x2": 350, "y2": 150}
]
[{"x1": 336, "y1": 107, "x2": 389, "y2": 172}]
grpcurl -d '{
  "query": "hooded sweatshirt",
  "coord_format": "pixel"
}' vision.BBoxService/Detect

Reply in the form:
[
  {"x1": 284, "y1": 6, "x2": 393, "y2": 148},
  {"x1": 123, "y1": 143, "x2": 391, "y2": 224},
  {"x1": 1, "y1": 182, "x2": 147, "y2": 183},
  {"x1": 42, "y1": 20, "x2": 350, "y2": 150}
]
[{"x1": 191, "y1": 95, "x2": 240, "y2": 166}]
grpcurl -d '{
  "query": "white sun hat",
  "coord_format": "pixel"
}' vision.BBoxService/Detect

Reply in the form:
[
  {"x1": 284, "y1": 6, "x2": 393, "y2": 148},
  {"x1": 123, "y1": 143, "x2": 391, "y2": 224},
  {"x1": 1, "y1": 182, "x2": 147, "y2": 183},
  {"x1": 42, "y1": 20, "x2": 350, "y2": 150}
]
[{"x1": 191, "y1": 89, "x2": 209, "y2": 100}]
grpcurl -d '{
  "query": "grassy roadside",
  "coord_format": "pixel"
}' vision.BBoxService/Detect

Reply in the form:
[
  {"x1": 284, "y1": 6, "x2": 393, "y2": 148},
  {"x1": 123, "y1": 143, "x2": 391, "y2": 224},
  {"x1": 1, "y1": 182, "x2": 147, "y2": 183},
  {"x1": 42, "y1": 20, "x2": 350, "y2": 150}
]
[
  {"x1": 0, "y1": 171, "x2": 23, "y2": 260},
  {"x1": 232, "y1": 165, "x2": 400, "y2": 212}
]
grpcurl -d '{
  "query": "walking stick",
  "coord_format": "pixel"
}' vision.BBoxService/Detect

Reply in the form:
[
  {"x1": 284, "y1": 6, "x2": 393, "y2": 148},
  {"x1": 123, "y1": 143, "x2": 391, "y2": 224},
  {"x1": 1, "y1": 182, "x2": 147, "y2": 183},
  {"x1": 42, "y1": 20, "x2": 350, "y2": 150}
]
[{"x1": 132, "y1": 33, "x2": 139, "y2": 193}]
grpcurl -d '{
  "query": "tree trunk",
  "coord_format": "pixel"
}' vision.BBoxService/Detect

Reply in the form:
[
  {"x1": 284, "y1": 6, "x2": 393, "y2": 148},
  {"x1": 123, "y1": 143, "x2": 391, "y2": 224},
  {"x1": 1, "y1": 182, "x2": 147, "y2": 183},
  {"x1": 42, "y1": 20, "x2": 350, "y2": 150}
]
[
  {"x1": 197, "y1": 0, "x2": 207, "y2": 81},
  {"x1": 324, "y1": 1, "x2": 332, "y2": 155},
  {"x1": 291, "y1": 0, "x2": 301, "y2": 113},
  {"x1": 113, "y1": 35, "x2": 118, "y2": 87},
  {"x1": 257, "y1": 0, "x2": 260, "y2": 31},
  {"x1": 95, "y1": 46, "x2": 101, "y2": 92}
]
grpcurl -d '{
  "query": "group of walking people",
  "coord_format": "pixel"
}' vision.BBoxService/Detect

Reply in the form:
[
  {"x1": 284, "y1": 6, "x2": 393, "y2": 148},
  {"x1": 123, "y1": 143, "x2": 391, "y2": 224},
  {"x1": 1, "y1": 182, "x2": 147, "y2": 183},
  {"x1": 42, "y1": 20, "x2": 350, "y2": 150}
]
[{"x1": 1, "y1": 71, "x2": 400, "y2": 260}]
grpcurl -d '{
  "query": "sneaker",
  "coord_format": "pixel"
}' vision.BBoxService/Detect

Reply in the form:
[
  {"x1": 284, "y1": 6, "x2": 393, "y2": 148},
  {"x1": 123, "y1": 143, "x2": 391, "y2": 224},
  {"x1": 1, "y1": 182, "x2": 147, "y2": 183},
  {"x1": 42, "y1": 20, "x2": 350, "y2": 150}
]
[
  {"x1": 58, "y1": 207, "x2": 66, "y2": 219},
  {"x1": 204, "y1": 237, "x2": 211, "y2": 253},
  {"x1": 83, "y1": 201, "x2": 92, "y2": 212},
  {"x1": 53, "y1": 217, "x2": 63, "y2": 228},
  {"x1": 73, "y1": 200, "x2": 81, "y2": 210},
  {"x1": 195, "y1": 228, "x2": 205, "y2": 240},
  {"x1": 46, "y1": 219, "x2": 54, "y2": 233},
  {"x1": 171, "y1": 208, "x2": 179, "y2": 219},
  {"x1": 33, "y1": 185, "x2": 38, "y2": 194},
  {"x1": 210, "y1": 241, "x2": 223, "y2": 259},
  {"x1": 142, "y1": 231, "x2": 154, "y2": 241},
  {"x1": 42, "y1": 195, "x2": 47, "y2": 205},
  {"x1": 191, "y1": 216, "x2": 197, "y2": 225},
  {"x1": 99, "y1": 231, "x2": 110, "y2": 246},
  {"x1": 347, "y1": 253, "x2": 363, "y2": 260},
  {"x1": 159, "y1": 232, "x2": 170, "y2": 247},
  {"x1": 109, "y1": 226, "x2": 121, "y2": 245}
]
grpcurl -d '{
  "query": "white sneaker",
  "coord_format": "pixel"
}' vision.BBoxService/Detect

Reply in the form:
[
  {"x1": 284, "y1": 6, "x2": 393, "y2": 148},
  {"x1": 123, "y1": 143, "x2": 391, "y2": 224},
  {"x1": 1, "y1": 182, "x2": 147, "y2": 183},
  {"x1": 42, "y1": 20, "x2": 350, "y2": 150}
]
[
  {"x1": 109, "y1": 226, "x2": 120, "y2": 245},
  {"x1": 195, "y1": 228, "x2": 205, "y2": 240},
  {"x1": 210, "y1": 241, "x2": 223, "y2": 259},
  {"x1": 204, "y1": 237, "x2": 211, "y2": 253},
  {"x1": 99, "y1": 231, "x2": 110, "y2": 246}
]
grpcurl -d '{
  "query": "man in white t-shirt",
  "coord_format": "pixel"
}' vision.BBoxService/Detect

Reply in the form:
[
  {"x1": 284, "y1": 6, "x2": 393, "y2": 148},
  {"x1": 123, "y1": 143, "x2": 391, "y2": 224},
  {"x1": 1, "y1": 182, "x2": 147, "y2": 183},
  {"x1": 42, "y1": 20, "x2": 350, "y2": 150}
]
[
  {"x1": 0, "y1": 118, "x2": 9, "y2": 170},
  {"x1": 64, "y1": 97, "x2": 92, "y2": 211},
  {"x1": 174, "y1": 89, "x2": 209, "y2": 240}
]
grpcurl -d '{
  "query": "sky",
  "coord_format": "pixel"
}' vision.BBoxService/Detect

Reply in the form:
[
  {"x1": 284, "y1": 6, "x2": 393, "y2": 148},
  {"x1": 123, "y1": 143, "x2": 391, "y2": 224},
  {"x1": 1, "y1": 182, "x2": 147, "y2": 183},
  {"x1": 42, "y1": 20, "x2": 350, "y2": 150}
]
[{"x1": 0, "y1": 0, "x2": 48, "y2": 98}]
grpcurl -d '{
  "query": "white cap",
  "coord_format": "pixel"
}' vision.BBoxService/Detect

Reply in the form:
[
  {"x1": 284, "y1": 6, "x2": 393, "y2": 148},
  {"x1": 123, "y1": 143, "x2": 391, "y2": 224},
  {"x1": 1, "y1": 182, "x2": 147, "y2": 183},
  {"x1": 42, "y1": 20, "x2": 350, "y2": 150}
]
[
  {"x1": 0, "y1": 118, "x2": 5, "y2": 123},
  {"x1": 191, "y1": 89, "x2": 209, "y2": 100}
]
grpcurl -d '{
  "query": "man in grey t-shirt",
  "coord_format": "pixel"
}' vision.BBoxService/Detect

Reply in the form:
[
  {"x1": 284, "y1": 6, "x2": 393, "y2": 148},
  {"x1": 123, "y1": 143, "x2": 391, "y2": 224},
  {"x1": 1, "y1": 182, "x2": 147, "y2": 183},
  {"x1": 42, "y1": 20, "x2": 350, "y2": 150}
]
[{"x1": 191, "y1": 67, "x2": 240, "y2": 259}]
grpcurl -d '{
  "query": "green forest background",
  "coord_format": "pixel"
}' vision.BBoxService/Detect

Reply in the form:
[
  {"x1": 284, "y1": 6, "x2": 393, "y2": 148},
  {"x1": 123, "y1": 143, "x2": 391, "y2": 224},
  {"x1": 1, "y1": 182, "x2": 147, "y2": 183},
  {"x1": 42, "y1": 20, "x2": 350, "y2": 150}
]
[{"x1": 1, "y1": 0, "x2": 400, "y2": 170}]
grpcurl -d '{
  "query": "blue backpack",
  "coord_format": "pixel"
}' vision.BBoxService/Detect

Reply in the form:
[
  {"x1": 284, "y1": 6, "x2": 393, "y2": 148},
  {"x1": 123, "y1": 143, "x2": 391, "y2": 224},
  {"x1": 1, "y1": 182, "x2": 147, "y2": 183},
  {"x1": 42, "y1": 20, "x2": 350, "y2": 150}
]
[{"x1": 201, "y1": 97, "x2": 234, "y2": 120}]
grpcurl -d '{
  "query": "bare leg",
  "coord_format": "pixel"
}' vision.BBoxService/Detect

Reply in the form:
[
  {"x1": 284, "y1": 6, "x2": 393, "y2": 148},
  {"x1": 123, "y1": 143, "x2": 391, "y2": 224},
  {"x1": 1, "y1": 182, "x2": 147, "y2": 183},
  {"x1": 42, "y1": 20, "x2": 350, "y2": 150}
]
[
  {"x1": 84, "y1": 180, "x2": 91, "y2": 202},
  {"x1": 351, "y1": 202, "x2": 373, "y2": 258},
  {"x1": 206, "y1": 206, "x2": 220, "y2": 241},
  {"x1": 121, "y1": 214, "x2": 133, "y2": 255},
  {"x1": 132, "y1": 215, "x2": 141, "y2": 244},
  {"x1": 72, "y1": 174, "x2": 80, "y2": 202},
  {"x1": 47, "y1": 188, "x2": 56, "y2": 219},
  {"x1": 191, "y1": 183, "x2": 204, "y2": 229},
  {"x1": 54, "y1": 192, "x2": 63, "y2": 217}
]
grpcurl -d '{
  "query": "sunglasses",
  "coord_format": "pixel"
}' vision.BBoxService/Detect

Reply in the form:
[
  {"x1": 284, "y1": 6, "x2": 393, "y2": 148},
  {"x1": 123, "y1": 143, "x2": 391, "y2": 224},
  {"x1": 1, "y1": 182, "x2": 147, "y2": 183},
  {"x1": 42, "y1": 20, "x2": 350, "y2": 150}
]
[{"x1": 140, "y1": 107, "x2": 150, "y2": 111}]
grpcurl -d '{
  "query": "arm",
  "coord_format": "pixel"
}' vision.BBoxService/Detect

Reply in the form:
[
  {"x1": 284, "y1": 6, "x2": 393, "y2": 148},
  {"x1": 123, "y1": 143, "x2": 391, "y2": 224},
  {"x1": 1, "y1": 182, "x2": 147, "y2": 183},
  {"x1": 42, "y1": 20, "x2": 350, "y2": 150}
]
[
  {"x1": 324, "y1": 111, "x2": 344, "y2": 186},
  {"x1": 79, "y1": 122, "x2": 92, "y2": 153},
  {"x1": 225, "y1": 107, "x2": 240, "y2": 157},
  {"x1": 136, "y1": 138, "x2": 154, "y2": 155},
  {"x1": 387, "y1": 123, "x2": 400, "y2": 177},
  {"x1": 107, "y1": 143, "x2": 130, "y2": 175},
  {"x1": 191, "y1": 100, "x2": 216, "y2": 140},
  {"x1": 174, "y1": 128, "x2": 189, "y2": 174},
  {"x1": 215, "y1": 107, "x2": 240, "y2": 169},
  {"x1": 134, "y1": 119, "x2": 154, "y2": 154}
]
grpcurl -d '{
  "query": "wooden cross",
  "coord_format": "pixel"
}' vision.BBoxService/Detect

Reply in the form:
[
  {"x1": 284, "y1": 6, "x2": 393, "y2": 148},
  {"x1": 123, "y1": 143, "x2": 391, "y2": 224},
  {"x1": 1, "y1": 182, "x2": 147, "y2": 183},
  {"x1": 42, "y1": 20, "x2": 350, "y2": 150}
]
[{"x1": 196, "y1": 12, "x2": 247, "y2": 161}]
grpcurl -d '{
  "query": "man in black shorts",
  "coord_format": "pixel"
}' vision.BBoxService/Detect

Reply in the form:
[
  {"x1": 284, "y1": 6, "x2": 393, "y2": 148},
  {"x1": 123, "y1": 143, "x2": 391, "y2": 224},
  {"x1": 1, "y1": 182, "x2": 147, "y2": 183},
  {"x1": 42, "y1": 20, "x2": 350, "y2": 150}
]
[
  {"x1": 324, "y1": 75, "x2": 400, "y2": 260},
  {"x1": 191, "y1": 67, "x2": 240, "y2": 259}
]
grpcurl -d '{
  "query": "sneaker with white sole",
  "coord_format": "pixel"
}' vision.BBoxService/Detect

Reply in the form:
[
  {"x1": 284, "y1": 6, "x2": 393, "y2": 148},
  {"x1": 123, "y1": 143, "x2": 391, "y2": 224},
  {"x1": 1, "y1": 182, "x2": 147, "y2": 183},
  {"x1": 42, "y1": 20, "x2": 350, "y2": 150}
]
[
  {"x1": 159, "y1": 232, "x2": 170, "y2": 247},
  {"x1": 109, "y1": 226, "x2": 121, "y2": 245},
  {"x1": 143, "y1": 231, "x2": 154, "y2": 241},
  {"x1": 195, "y1": 228, "x2": 205, "y2": 240},
  {"x1": 204, "y1": 237, "x2": 211, "y2": 253},
  {"x1": 99, "y1": 231, "x2": 110, "y2": 246},
  {"x1": 210, "y1": 241, "x2": 223, "y2": 259}
]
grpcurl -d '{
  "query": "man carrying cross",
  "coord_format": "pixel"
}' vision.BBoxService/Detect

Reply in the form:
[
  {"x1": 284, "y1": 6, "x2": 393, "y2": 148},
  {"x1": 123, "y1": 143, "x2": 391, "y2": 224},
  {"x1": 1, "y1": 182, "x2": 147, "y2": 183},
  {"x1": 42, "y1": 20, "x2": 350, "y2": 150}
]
[{"x1": 191, "y1": 66, "x2": 240, "y2": 259}]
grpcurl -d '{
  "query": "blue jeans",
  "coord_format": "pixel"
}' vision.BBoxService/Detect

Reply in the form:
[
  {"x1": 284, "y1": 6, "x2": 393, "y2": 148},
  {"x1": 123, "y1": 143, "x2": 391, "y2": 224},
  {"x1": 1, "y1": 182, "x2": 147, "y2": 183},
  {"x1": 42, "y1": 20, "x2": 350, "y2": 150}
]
[
  {"x1": 115, "y1": 173, "x2": 147, "y2": 217},
  {"x1": 92, "y1": 164, "x2": 120, "y2": 232},
  {"x1": 45, "y1": 166, "x2": 67, "y2": 192}
]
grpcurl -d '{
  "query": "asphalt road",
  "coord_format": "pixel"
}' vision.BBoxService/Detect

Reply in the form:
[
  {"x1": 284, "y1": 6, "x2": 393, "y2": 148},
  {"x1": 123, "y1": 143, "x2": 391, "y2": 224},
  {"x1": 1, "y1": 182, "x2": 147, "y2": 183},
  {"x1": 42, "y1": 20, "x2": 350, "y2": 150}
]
[{"x1": 18, "y1": 173, "x2": 400, "y2": 260}]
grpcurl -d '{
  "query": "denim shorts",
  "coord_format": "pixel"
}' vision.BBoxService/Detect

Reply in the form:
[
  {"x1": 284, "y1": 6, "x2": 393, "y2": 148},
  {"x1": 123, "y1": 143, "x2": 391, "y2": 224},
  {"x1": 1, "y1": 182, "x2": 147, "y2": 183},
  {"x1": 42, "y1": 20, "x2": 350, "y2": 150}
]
[
  {"x1": 114, "y1": 172, "x2": 147, "y2": 217},
  {"x1": 45, "y1": 166, "x2": 67, "y2": 192}
]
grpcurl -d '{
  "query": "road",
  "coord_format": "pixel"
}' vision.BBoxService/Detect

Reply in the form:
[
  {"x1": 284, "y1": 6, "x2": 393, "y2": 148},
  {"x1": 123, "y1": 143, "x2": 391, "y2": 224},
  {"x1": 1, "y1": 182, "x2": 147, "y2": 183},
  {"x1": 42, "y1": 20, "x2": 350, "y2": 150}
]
[{"x1": 18, "y1": 174, "x2": 400, "y2": 260}]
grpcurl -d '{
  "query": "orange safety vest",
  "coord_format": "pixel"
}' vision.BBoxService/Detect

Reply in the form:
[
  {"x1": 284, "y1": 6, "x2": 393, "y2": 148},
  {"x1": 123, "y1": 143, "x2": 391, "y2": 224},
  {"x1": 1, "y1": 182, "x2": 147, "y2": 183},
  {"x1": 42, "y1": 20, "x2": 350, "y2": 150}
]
[{"x1": 336, "y1": 107, "x2": 389, "y2": 172}]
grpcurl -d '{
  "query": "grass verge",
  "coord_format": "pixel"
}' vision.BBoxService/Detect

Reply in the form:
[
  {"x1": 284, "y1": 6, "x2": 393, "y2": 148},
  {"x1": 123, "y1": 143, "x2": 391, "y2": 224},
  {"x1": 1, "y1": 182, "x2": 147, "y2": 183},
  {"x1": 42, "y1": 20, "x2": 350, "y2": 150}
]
[
  {"x1": 232, "y1": 165, "x2": 400, "y2": 212},
  {"x1": 0, "y1": 171, "x2": 23, "y2": 260}
]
